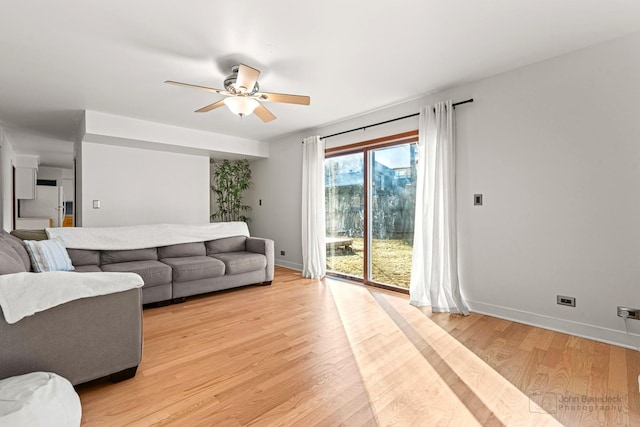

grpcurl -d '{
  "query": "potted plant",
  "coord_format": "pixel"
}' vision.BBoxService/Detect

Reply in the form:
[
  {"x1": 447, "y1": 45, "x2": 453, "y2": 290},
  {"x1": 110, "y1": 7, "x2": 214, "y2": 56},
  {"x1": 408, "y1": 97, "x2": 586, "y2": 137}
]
[{"x1": 210, "y1": 159, "x2": 252, "y2": 223}]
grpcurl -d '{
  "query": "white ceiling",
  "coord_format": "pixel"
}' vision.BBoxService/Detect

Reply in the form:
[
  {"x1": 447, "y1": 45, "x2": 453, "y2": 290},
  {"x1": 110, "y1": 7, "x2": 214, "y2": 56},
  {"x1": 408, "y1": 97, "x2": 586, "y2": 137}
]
[{"x1": 2, "y1": 1, "x2": 640, "y2": 166}]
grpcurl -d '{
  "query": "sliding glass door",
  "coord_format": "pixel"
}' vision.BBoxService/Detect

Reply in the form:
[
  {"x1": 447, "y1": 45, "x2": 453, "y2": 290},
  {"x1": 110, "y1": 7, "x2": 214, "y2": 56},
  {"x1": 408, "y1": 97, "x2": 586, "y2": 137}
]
[
  {"x1": 325, "y1": 152, "x2": 364, "y2": 279},
  {"x1": 369, "y1": 144, "x2": 417, "y2": 288},
  {"x1": 325, "y1": 136, "x2": 418, "y2": 290}
]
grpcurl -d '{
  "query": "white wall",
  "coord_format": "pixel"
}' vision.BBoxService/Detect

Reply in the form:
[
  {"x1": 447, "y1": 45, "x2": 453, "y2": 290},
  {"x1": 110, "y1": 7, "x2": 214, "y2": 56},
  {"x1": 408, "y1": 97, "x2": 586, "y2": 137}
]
[
  {"x1": 0, "y1": 128, "x2": 5, "y2": 229},
  {"x1": 249, "y1": 31, "x2": 640, "y2": 348},
  {"x1": 0, "y1": 129, "x2": 17, "y2": 231},
  {"x1": 80, "y1": 142, "x2": 210, "y2": 227},
  {"x1": 74, "y1": 114, "x2": 85, "y2": 226},
  {"x1": 249, "y1": 140, "x2": 306, "y2": 269}
]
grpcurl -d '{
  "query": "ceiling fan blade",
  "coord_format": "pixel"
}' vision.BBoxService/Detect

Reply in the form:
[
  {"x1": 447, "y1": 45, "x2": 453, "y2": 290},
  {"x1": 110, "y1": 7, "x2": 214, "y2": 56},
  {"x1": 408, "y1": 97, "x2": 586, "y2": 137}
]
[
  {"x1": 195, "y1": 99, "x2": 226, "y2": 113},
  {"x1": 165, "y1": 80, "x2": 226, "y2": 95},
  {"x1": 257, "y1": 92, "x2": 311, "y2": 105},
  {"x1": 236, "y1": 64, "x2": 260, "y2": 92},
  {"x1": 254, "y1": 103, "x2": 276, "y2": 123}
]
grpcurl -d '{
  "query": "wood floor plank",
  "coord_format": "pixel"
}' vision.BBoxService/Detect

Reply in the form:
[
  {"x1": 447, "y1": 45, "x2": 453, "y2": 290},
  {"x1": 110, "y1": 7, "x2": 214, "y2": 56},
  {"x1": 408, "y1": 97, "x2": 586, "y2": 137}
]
[{"x1": 76, "y1": 267, "x2": 640, "y2": 426}]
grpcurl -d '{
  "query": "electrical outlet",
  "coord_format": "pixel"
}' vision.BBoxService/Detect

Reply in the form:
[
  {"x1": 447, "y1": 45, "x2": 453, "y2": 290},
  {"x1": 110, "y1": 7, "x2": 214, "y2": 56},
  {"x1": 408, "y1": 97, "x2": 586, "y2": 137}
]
[
  {"x1": 557, "y1": 295, "x2": 576, "y2": 307},
  {"x1": 618, "y1": 306, "x2": 640, "y2": 320},
  {"x1": 280, "y1": 250, "x2": 285, "y2": 256}
]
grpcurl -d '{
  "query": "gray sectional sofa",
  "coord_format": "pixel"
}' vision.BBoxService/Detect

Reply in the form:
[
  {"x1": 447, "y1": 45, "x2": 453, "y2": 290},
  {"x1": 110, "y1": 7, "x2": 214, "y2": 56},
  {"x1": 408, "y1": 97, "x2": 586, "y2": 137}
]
[
  {"x1": 0, "y1": 230, "x2": 143, "y2": 385},
  {"x1": 13, "y1": 230, "x2": 275, "y2": 305},
  {"x1": 71, "y1": 235, "x2": 274, "y2": 304},
  {"x1": 0, "y1": 229, "x2": 274, "y2": 386}
]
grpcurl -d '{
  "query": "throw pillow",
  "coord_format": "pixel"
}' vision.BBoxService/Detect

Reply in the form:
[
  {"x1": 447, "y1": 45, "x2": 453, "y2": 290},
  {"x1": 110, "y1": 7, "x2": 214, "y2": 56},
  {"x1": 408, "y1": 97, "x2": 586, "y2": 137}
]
[{"x1": 23, "y1": 238, "x2": 75, "y2": 272}]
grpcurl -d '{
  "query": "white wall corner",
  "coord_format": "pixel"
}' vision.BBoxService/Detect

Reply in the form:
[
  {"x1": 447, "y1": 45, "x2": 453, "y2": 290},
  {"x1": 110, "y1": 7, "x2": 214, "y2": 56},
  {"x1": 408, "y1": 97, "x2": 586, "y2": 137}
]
[
  {"x1": 275, "y1": 260, "x2": 303, "y2": 271},
  {"x1": 467, "y1": 300, "x2": 638, "y2": 350}
]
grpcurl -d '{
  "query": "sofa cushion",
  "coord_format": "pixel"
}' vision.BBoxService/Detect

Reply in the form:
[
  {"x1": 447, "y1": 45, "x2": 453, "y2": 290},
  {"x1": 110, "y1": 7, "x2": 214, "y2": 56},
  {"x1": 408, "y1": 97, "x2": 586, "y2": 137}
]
[
  {"x1": 0, "y1": 241, "x2": 27, "y2": 274},
  {"x1": 209, "y1": 252, "x2": 267, "y2": 275},
  {"x1": 101, "y1": 248, "x2": 158, "y2": 265},
  {"x1": 160, "y1": 256, "x2": 225, "y2": 282},
  {"x1": 0, "y1": 231, "x2": 31, "y2": 271},
  {"x1": 158, "y1": 242, "x2": 206, "y2": 259},
  {"x1": 10, "y1": 229, "x2": 48, "y2": 241},
  {"x1": 205, "y1": 236, "x2": 246, "y2": 255},
  {"x1": 0, "y1": 239, "x2": 26, "y2": 267},
  {"x1": 101, "y1": 260, "x2": 171, "y2": 287},
  {"x1": 67, "y1": 249, "x2": 100, "y2": 267},
  {"x1": 73, "y1": 265, "x2": 103, "y2": 273}
]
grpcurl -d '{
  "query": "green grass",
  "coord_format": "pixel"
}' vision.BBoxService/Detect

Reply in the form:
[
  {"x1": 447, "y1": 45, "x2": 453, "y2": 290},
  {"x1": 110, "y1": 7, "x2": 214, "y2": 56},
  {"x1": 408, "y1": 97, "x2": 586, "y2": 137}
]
[{"x1": 326, "y1": 238, "x2": 413, "y2": 288}]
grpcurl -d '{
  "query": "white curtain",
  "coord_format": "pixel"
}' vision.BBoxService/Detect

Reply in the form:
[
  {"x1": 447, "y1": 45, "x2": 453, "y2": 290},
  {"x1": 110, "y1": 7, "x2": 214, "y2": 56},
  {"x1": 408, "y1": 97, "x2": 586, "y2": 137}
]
[
  {"x1": 409, "y1": 100, "x2": 469, "y2": 315},
  {"x1": 301, "y1": 135, "x2": 326, "y2": 279}
]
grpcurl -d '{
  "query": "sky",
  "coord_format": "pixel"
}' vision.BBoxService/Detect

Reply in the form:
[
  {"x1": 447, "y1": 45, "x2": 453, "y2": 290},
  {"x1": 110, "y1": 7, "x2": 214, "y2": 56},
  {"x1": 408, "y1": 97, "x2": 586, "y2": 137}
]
[{"x1": 372, "y1": 144, "x2": 415, "y2": 169}]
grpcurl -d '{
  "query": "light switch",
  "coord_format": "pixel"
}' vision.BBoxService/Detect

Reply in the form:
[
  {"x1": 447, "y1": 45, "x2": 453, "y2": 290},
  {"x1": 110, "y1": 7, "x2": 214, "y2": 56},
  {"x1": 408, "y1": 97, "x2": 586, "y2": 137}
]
[
  {"x1": 473, "y1": 194, "x2": 483, "y2": 206},
  {"x1": 92, "y1": 200, "x2": 100, "y2": 209}
]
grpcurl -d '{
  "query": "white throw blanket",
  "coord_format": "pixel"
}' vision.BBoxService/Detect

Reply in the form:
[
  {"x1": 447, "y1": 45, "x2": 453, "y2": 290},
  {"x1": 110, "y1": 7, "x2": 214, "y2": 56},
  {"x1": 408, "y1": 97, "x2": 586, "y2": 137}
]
[
  {"x1": 0, "y1": 272, "x2": 144, "y2": 324},
  {"x1": 46, "y1": 222, "x2": 250, "y2": 250},
  {"x1": 0, "y1": 372, "x2": 81, "y2": 426}
]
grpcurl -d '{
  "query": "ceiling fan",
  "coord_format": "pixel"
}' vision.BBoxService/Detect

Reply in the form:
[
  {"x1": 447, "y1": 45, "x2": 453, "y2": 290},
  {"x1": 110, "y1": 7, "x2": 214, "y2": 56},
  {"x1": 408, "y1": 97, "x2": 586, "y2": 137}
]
[{"x1": 165, "y1": 64, "x2": 310, "y2": 123}]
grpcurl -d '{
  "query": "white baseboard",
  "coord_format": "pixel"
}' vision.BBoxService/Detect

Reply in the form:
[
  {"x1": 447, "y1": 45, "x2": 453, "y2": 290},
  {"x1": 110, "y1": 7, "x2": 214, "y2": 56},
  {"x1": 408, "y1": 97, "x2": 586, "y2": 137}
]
[
  {"x1": 275, "y1": 259, "x2": 302, "y2": 271},
  {"x1": 467, "y1": 300, "x2": 638, "y2": 350}
]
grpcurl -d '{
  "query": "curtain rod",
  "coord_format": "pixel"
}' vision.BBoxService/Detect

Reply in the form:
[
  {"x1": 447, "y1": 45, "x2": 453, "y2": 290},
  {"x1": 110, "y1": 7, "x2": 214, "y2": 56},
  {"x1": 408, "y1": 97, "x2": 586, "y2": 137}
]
[{"x1": 310, "y1": 98, "x2": 473, "y2": 141}]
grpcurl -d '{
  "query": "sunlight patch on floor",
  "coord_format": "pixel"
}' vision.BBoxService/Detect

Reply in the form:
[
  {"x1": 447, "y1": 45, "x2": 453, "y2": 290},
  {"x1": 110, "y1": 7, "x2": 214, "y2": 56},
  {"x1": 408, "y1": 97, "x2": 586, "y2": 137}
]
[{"x1": 327, "y1": 278, "x2": 562, "y2": 426}]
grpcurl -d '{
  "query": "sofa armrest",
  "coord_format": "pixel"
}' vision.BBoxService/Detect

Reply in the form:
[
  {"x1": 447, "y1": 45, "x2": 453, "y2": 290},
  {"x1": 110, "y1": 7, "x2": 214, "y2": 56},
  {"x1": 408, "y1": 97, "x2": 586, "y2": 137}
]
[
  {"x1": 0, "y1": 288, "x2": 142, "y2": 385},
  {"x1": 246, "y1": 237, "x2": 274, "y2": 282}
]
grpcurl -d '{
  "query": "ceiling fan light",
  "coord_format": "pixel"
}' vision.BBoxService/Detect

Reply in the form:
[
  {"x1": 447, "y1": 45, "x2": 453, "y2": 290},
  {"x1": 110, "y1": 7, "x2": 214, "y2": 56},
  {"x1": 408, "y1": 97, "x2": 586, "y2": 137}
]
[{"x1": 224, "y1": 97, "x2": 259, "y2": 117}]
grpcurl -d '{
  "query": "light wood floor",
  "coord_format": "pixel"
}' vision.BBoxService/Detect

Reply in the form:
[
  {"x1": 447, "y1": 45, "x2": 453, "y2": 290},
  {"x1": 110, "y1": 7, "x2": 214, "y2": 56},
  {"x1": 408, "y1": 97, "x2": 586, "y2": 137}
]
[{"x1": 77, "y1": 267, "x2": 640, "y2": 426}]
